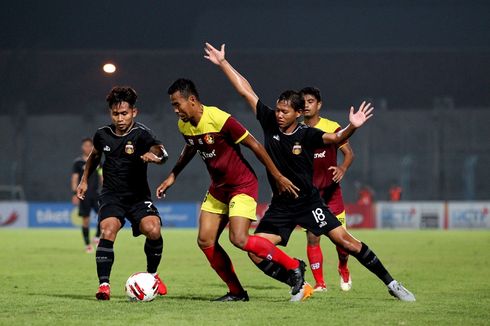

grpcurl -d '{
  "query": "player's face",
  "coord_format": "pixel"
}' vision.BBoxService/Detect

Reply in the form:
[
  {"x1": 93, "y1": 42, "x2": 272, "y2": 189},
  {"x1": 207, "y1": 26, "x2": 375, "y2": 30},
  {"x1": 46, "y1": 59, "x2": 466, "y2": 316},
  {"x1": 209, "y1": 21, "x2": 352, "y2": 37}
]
[
  {"x1": 110, "y1": 102, "x2": 137, "y2": 135},
  {"x1": 81, "y1": 141, "x2": 93, "y2": 156},
  {"x1": 303, "y1": 94, "x2": 322, "y2": 118},
  {"x1": 170, "y1": 91, "x2": 196, "y2": 123},
  {"x1": 275, "y1": 100, "x2": 301, "y2": 131}
]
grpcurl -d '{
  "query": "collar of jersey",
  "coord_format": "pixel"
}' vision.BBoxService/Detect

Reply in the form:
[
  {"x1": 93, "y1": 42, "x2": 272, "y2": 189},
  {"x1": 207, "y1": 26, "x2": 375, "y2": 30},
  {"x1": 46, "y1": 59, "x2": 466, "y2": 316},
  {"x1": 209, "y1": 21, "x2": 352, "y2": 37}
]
[
  {"x1": 280, "y1": 123, "x2": 303, "y2": 136},
  {"x1": 102, "y1": 122, "x2": 141, "y2": 137}
]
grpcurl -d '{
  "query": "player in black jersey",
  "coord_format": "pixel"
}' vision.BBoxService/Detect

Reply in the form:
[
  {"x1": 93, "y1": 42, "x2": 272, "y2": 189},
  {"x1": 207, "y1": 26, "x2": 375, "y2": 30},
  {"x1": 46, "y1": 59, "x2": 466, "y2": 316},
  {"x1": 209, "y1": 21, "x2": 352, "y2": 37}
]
[
  {"x1": 71, "y1": 138, "x2": 101, "y2": 253},
  {"x1": 77, "y1": 86, "x2": 169, "y2": 301},
  {"x1": 204, "y1": 43, "x2": 416, "y2": 302}
]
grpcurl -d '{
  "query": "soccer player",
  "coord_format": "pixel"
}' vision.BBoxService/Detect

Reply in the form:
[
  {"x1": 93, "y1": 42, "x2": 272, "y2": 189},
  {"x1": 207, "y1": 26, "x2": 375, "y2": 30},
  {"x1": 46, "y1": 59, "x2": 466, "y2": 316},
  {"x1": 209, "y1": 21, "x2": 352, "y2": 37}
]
[
  {"x1": 157, "y1": 79, "x2": 313, "y2": 301},
  {"x1": 77, "y1": 86, "x2": 169, "y2": 300},
  {"x1": 204, "y1": 42, "x2": 416, "y2": 302},
  {"x1": 300, "y1": 87, "x2": 354, "y2": 292},
  {"x1": 71, "y1": 138, "x2": 102, "y2": 253}
]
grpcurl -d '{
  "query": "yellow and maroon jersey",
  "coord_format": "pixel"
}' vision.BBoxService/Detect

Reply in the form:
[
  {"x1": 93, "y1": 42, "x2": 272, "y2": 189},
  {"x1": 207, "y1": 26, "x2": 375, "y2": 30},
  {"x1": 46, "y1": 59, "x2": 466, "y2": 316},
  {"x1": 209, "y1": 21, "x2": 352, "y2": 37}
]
[
  {"x1": 312, "y1": 117, "x2": 346, "y2": 214},
  {"x1": 178, "y1": 105, "x2": 258, "y2": 202}
]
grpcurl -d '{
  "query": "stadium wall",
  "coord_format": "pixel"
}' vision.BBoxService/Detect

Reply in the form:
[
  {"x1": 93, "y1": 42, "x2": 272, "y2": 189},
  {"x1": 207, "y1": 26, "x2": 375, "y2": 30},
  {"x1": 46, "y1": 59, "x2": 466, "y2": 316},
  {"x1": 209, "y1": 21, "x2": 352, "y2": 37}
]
[{"x1": 1, "y1": 201, "x2": 489, "y2": 230}]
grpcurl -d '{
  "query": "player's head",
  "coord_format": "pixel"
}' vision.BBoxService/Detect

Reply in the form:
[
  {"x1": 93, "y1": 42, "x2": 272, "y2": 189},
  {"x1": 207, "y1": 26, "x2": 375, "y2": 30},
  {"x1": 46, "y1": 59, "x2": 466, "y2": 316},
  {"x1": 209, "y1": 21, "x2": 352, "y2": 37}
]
[
  {"x1": 167, "y1": 78, "x2": 201, "y2": 123},
  {"x1": 106, "y1": 86, "x2": 138, "y2": 134},
  {"x1": 300, "y1": 87, "x2": 322, "y2": 119},
  {"x1": 275, "y1": 90, "x2": 304, "y2": 130},
  {"x1": 81, "y1": 137, "x2": 93, "y2": 156}
]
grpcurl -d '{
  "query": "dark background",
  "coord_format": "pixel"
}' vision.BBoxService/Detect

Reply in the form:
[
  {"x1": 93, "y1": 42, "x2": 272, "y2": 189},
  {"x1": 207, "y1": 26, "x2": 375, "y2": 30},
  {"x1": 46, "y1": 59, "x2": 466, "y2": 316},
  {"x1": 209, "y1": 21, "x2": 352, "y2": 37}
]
[{"x1": 0, "y1": 0, "x2": 489, "y2": 202}]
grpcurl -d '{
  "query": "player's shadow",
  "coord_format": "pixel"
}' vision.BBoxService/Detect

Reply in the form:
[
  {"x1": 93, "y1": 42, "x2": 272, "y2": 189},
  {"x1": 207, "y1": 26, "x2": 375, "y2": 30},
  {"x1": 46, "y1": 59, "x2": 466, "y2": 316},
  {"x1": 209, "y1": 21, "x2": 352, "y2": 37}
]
[
  {"x1": 28, "y1": 292, "x2": 104, "y2": 301},
  {"x1": 169, "y1": 294, "x2": 221, "y2": 302}
]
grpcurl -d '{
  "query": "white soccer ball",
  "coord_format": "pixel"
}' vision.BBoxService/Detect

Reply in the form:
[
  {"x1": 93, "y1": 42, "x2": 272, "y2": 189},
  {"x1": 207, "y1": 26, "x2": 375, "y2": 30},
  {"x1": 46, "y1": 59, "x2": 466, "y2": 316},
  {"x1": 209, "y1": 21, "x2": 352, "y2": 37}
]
[{"x1": 125, "y1": 272, "x2": 158, "y2": 302}]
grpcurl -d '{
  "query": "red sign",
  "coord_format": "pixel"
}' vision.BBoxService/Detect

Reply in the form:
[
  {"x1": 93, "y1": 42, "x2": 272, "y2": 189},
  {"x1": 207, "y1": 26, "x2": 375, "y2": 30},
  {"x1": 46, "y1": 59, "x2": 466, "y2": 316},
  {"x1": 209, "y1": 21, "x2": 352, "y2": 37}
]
[{"x1": 345, "y1": 204, "x2": 375, "y2": 229}]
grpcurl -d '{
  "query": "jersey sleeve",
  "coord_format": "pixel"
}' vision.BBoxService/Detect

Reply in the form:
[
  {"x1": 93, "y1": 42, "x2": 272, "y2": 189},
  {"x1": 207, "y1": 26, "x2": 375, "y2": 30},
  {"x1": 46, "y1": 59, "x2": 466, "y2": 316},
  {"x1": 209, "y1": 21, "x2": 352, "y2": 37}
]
[
  {"x1": 93, "y1": 130, "x2": 103, "y2": 152},
  {"x1": 256, "y1": 100, "x2": 276, "y2": 131},
  {"x1": 222, "y1": 116, "x2": 250, "y2": 144},
  {"x1": 140, "y1": 129, "x2": 162, "y2": 151},
  {"x1": 72, "y1": 161, "x2": 81, "y2": 174},
  {"x1": 305, "y1": 127, "x2": 326, "y2": 150}
]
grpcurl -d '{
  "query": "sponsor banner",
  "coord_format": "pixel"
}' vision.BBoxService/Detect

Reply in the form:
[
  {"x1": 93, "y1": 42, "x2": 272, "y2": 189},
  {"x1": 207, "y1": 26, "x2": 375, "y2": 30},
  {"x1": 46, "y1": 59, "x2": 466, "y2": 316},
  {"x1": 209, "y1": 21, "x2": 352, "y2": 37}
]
[
  {"x1": 448, "y1": 202, "x2": 490, "y2": 229},
  {"x1": 0, "y1": 201, "x2": 28, "y2": 228},
  {"x1": 376, "y1": 202, "x2": 445, "y2": 229},
  {"x1": 155, "y1": 202, "x2": 199, "y2": 228},
  {"x1": 29, "y1": 202, "x2": 97, "y2": 228},
  {"x1": 345, "y1": 204, "x2": 375, "y2": 229}
]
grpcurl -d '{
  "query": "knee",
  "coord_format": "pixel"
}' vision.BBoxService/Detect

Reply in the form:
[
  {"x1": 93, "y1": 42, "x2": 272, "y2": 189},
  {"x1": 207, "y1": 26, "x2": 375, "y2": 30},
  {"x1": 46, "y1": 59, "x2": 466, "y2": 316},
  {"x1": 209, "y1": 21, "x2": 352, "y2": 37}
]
[
  {"x1": 197, "y1": 235, "x2": 215, "y2": 249},
  {"x1": 100, "y1": 226, "x2": 117, "y2": 241},
  {"x1": 339, "y1": 236, "x2": 361, "y2": 254},
  {"x1": 306, "y1": 231, "x2": 321, "y2": 246},
  {"x1": 229, "y1": 232, "x2": 248, "y2": 249},
  {"x1": 141, "y1": 222, "x2": 161, "y2": 240}
]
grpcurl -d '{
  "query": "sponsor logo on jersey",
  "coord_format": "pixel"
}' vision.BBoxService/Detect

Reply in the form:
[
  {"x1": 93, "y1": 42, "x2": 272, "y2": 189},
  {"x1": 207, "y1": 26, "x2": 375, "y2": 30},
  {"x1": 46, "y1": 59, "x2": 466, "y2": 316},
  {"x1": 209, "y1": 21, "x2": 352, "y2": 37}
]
[
  {"x1": 103, "y1": 145, "x2": 111, "y2": 152},
  {"x1": 292, "y1": 142, "x2": 302, "y2": 155},
  {"x1": 314, "y1": 150, "x2": 326, "y2": 159},
  {"x1": 125, "y1": 141, "x2": 134, "y2": 154},
  {"x1": 273, "y1": 135, "x2": 280, "y2": 141},
  {"x1": 188, "y1": 139, "x2": 194, "y2": 145},
  {"x1": 204, "y1": 134, "x2": 215, "y2": 145},
  {"x1": 197, "y1": 138, "x2": 204, "y2": 145},
  {"x1": 199, "y1": 149, "x2": 216, "y2": 160}
]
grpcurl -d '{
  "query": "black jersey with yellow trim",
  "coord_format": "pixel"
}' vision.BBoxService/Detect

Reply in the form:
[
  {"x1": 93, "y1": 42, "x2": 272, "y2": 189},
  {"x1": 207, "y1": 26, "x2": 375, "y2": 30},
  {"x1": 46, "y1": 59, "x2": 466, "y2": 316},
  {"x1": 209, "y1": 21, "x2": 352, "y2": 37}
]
[{"x1": 93, "y1": 122, "x2": 162, "y2": 198}]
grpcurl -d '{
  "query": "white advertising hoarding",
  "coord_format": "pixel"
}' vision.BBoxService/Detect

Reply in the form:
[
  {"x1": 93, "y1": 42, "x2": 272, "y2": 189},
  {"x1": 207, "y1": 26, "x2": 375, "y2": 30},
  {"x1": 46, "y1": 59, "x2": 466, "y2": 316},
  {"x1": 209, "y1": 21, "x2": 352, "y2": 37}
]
[{"x1": 0, "y1": 201, "x2": 28, "y2": 228}]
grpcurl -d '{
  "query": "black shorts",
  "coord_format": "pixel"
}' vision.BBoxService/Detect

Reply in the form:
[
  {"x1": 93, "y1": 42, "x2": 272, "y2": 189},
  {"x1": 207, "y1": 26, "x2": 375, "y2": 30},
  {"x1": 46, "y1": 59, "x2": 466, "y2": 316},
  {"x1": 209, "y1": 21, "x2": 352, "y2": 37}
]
[
  {"x1": 98, "y1": 193, "x2": 161, "y2": 237},
  {"x1": 255, "y1": 194, "x2": 342, "y2": 246},
  {"x1": 78, "y1": 196, "x2": 99, "y2": 217}
]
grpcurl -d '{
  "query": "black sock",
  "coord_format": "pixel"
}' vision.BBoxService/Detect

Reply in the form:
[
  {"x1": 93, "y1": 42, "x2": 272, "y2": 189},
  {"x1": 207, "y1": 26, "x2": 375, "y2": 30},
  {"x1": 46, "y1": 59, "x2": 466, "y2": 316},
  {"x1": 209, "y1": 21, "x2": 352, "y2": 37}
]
[
  {"x1": 96, "y1": 239, "x2": 114, "y2": 284},
  {"x1": 145, "y1": 236, "x2": 163, "y2": 274},
  {"x1": 254, "y1": 260, "x2": 292, "y2": 286},
  {"x1": 82, "y1": 226, "x2": 89, "y2": 245},
  {"x1": 352, "y1": 242, "x2": 394, "y2": 285}
]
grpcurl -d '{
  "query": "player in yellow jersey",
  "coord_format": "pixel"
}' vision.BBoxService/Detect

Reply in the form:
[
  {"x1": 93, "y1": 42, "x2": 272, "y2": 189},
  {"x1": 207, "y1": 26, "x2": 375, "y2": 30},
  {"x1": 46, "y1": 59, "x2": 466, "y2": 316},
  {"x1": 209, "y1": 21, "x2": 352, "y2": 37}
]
[{"x1": 300, "y1": 87, "x2": 354, "y2": 292}]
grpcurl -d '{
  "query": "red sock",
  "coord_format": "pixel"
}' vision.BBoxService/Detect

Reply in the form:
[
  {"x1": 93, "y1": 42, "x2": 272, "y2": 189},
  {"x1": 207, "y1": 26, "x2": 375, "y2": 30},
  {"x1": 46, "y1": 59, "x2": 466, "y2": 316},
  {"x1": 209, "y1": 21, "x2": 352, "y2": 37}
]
[
  {"x1": 201, "y1": 244, "x2": 244, "y2": 295},
  {"x1": 243, "y1": 235, "x2": 299, "y2": 270},
  {"x1": 307, "y1": 245, "x2": 325, "y2": 285},
  {"x1": 336, "y1": 246, "x2": 350, "y2": 270}
]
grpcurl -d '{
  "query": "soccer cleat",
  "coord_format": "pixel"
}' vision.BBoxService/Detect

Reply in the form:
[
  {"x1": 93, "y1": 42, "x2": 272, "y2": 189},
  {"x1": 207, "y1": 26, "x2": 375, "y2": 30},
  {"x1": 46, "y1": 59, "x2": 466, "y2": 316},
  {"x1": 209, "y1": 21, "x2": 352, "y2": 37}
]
[
  {"x1": 339, "y1": 267, "x2": 352, "y2": 291},
  {"x1": 85, "y1": 245, "x2": 94, "y2": 254},
  {"x1": 153, "y1": 273, "x2": 167, "y2": 295},
  {"x1": 95, "y1": 282, "x2": 110, "y2": 300},
  {"x1": 388, "y1": 280, "x2": 416, "y2": 302},
  {"x1": 288, "y1": 259, "x2": 307, "y2": 296},
  {"x1": 313, "y1": 283, "x2": 328, "y2": 292},
  {"x1": 211, "y1": 291, "x2": 249, "y2": 302},
  {"x1": 290, "y1": 282, "x2": 314, "y2": 302}
]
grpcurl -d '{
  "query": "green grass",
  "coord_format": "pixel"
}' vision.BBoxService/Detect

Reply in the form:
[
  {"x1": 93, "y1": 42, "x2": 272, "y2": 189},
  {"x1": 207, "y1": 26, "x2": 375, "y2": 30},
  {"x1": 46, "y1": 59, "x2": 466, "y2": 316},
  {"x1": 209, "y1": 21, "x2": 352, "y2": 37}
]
[{"x1": 0, "y1": 229, "x2": 489, "y2": 325}]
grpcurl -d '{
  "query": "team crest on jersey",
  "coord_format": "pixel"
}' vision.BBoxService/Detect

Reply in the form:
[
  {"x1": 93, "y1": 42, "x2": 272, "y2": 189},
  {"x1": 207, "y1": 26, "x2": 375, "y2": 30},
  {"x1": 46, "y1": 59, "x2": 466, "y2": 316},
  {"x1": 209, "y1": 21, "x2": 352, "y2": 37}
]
[
  {"x1": 204, "y1": 134, "x2": 215, "y2": 145},
  {"x1": 292, "y1": 142, "x2": 302, "y2": 155},
  {"x1": 125, "y1": 141, "x2": 134, "y2": 155}
]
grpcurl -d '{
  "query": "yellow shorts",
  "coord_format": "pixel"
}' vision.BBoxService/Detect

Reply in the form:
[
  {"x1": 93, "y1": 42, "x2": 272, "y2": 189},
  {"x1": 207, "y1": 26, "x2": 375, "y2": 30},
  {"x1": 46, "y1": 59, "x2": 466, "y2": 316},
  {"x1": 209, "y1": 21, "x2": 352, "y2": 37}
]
[
  {"x1": 201, "y1": 192, "x2": 257, "y2": 221},
  {"x1": 336, "y1": 210, "x2": 347, "y2": 229}
]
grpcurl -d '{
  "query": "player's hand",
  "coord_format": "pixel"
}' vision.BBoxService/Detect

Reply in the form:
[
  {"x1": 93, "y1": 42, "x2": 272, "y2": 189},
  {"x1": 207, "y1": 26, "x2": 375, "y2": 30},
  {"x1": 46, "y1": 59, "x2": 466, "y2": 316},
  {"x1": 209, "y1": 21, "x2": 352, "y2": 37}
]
[
  {"x1": 275, "y1": 175, "x2": 300, "y2": 199},
  {"x1": 204, "y1": 42, "x2": 226, "y2": 65},
  {"x1": 71, "y1": 194, "x2": 80, "y2": 205},
  {"x1": 156, "y1": 174, "x2": 176, "y2": 199},
  {"x1": 349, "y1": 101, "x2": 374, "y2": 128},
  {"x1": 76, "y1": 181, "x2": 88, "y2": 200},
  {"x1": 141, "y1": 152, "x2": 163, "y2": 164},
  {"x1": 329, "y1": 166, "x2": 346, "y2": 183}
]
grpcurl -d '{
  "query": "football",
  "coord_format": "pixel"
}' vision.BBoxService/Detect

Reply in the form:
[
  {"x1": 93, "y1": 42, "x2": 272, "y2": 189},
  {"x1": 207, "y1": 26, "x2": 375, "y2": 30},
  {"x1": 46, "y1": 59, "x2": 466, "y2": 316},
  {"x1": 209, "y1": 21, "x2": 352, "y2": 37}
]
[{"x1": 125, "y1": 272, "x2": 159, "y2": 302}]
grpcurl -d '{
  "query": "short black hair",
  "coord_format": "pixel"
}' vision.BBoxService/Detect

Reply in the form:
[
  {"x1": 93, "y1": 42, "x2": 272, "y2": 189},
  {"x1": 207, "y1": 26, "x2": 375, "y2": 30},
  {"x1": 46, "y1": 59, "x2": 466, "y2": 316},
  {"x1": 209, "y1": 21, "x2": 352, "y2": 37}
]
[
  {"x1": 106, "y1": 86, "x2": 137, "y2": 108},
  {"x1": 277, "y1": 90, "x2": 305, "y2": 112},
  {"x1": 81, "y1": 137, "x2": 93, "y2": 144},
  {"x1": 300, "y1": 87, "x2": 322, "y2": 102},
  {"x1": 167, "y1": 78, "x2": 200, "y2": 101}
]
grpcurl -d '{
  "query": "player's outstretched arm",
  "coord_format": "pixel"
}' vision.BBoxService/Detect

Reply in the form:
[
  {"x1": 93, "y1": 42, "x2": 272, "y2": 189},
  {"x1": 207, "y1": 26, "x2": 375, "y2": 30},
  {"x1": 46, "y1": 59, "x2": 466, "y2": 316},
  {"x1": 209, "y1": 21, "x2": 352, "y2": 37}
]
[
  {"x1": 156, "y1": 144, "x2": 197, "y2": 199},
  {"x1": 141, "y1": 145, "x2": 169, "y2": 165},
  {"x1": 204, "y1": 42, "x2": 259, "y2": 114},
  {"x1": 76, "y1": 147, "x2": 102, "y2": 200},
  {"x1": 241, "y1": 134, "x2": 300, "y2": 198},
  {"x1": 329, "y1": 143, "x2": 354, "y2": 183},
  {"x1": 322, "y1": 101, "x2": 374, "y2": 145}
]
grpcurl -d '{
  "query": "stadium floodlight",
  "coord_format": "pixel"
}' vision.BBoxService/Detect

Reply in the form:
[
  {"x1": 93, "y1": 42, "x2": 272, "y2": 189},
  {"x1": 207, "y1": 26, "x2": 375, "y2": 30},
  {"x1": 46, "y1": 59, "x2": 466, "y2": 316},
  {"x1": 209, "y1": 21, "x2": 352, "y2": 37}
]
[{"x1": 102, "y1": 63, "x2": 116, "y2": 74}]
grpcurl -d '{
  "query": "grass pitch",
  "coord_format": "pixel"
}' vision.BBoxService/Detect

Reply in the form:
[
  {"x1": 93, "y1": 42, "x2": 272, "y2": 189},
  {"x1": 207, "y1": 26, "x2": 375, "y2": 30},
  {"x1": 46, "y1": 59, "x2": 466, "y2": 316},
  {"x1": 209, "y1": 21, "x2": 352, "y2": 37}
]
[{"x1": 0, "y1": 229, "x2": 489, "y2": 325}]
